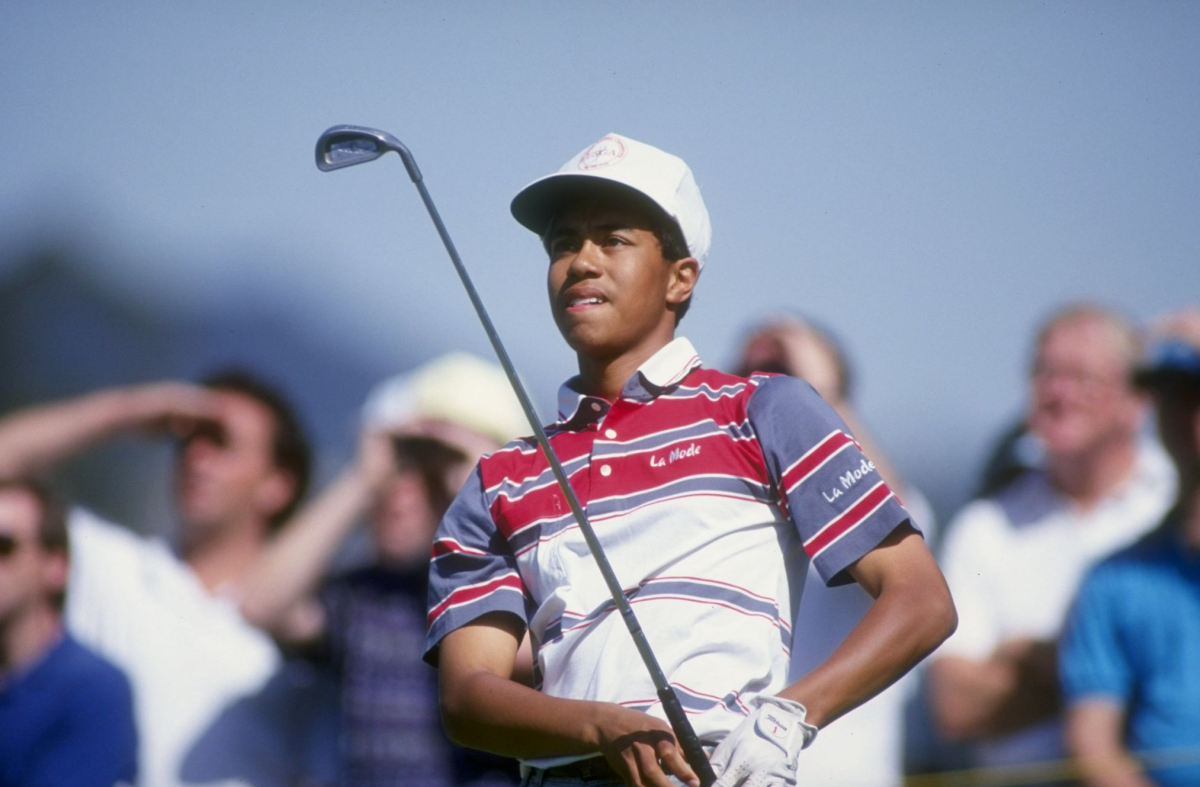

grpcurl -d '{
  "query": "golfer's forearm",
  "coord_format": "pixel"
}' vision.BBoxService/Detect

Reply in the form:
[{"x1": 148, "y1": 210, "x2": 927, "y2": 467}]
[
  {"x1": 239, "y1": 470, "x2": 374, "y2": 629},
  {"x1": 783, "y1": 579, "x2": 955, "y2": 728},
  {"x1": 441, "y1": 670, "x2": 606, "y2": 758}
]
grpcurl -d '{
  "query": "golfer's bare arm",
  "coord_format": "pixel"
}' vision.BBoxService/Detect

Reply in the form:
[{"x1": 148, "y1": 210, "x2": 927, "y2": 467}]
[
  {"x1": 778, "y1": 523, "x2": 956, "y2": 728},
  {"x1": 0, "y1": 382, "x2": 219, "y2": 478},
  {"x1": 1066, "y1": 699, "x2": 1153, "y2": 787},
  {"x1": 438, "y1": 612, "x2": 698, "y2": 787}
]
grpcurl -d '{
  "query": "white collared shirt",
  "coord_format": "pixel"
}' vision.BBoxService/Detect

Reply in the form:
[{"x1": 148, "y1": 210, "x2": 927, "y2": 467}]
[
  {"x1": 936, "y1": 442, "x2": 1176, "y2": 767},
  {"x1": 65, "y1": 510, "x2": 299, "y2": 787}
]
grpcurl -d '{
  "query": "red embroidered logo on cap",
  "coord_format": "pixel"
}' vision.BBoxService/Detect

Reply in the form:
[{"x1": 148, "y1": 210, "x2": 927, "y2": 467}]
[{"x1": 577, "y1": 135, "x2": 626, "y2": 170}]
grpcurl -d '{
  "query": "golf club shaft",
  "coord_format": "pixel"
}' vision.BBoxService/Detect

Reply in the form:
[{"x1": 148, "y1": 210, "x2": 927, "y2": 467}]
[{"x1": 405, "y1": 173, "x2": 716, "y2": 787}]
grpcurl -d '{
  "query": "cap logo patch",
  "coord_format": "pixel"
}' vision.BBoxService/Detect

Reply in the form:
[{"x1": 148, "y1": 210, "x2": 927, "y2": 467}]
[{"x1": 577, "y1": 135, "x2": 626, "y2": 170}]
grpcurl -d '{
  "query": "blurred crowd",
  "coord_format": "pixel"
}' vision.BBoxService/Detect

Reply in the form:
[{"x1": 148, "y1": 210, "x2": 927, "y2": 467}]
[{"x1": 2, "y1": 302, "x2": 1198, "y2": 787}]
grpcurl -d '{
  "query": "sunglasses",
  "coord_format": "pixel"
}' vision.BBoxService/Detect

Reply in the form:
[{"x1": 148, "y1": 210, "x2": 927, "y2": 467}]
[{"x1": 0, "y1": 532, "x2": 22, "y2": 559}]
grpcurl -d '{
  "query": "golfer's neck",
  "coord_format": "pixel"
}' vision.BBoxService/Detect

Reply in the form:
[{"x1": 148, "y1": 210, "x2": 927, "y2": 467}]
[{"x1": 576, "y1": 333, "x2": 674, "y2": 402}]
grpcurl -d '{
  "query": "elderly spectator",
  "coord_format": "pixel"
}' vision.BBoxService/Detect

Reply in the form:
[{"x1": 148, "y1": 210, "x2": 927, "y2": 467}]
[
  {"x1": 240, "y1": 353, "x2": 529, "y2": 787},
  {"x1": 1059, "y1": 309, "x2": 1200, "y2": 787},
  {"x1": 0, "y1": 371, "x2": 313, "y2": 787},
  {"x1": 735, "y1": 315, "x2": 937, "y2": 787},
  {"x1": 0, "y1": 479, "x2": 137, "y2": 787},
  {"x1": 930, "y1": 304, "x2": 1176, "y2": 777}
]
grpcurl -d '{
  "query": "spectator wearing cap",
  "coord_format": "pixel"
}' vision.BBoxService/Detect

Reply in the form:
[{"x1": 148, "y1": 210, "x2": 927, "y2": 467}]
[
  {"x1": 930, "y1": 304, "x2": 1176, "y2": 778},
  {"x1": 0, "y1": 479, "x2": 137, "y2": 787},
  {"x1": 0, "y1": 372, "x2": 314, "y2": 787},
  {"x1": 1059, "y1": 309, "x2": 1200, "y2": 787},
  {"x1": 734, "y1": 314, "x2": 939, "y2": 787},
  {"x1": 240, "y1": 352, "x2": 529, "y2": 787}
]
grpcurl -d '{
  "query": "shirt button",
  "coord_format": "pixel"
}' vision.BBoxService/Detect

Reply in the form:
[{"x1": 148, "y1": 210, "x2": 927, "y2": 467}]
[
  {"x1": 590, "y1": 402, "x2": 602, "y2": 412},
  {"x1": 604, "y1": 429, "x2": 617, "y2": 439},
  {"x1": 600, "y1": 465, "x2": 612, "y2": 477}
]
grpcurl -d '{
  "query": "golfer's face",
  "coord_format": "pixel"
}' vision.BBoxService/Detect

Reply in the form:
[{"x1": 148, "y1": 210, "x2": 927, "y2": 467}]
[{"x1": 545, "y1": 202, "x2": 674, "y2": 360}]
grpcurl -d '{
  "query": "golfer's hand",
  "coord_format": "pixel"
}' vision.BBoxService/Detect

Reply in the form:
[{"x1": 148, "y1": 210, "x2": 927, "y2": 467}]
[
  {"x1": 710, "y1": 697, "x2": 817, "y2": 787},
  {"x1": 595, "y1": 704, "x2": 700, "y2": 787}
]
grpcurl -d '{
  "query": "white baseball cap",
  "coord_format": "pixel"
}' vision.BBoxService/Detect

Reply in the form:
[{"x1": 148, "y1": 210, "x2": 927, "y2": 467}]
[
  {"x1": 361, "y1": 352, "x2": 529, "y2": 449},
  {"x1": 510, "y1": 133, "x2": 712, "y2": 269}
]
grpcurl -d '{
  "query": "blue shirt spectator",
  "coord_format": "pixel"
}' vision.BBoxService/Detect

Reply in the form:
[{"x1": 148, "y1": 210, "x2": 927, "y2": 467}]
[
  {"x1": 1061, "y1": 316, "x2": 1200, "y2": 787},
  {"x1": 1060, "y1": 515, "x2": 1200, "y2": 787},
  {"x1": 0, "y1": 633, "x2": 138, "y2": 787}
]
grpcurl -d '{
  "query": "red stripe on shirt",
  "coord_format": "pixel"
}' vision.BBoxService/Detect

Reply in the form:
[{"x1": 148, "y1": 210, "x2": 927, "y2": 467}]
[
  {"x1": 431, "y1": 539, "x2": 489, "y2": 560},
  {"x1": 804, "y1": 482, "x2": 893, "y2": 557},
  {"x1": 427, "y1": 573, "x2": 524, "y2": 627},
  {"x1": 781, "y1": 431, "x2": 855, "y2": 493}
]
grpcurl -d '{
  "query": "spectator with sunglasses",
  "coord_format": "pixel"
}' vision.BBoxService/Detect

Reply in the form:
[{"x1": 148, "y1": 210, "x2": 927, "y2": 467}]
[
  {"x1": 0, "y1": 371, "x2": 314, "y2": 787},
  {"x1": 0, "y1": 478, "x2": 137, "y2": 787},
  {"x1": 239, "y1": 353, "x2": 530, "y2": 787}
]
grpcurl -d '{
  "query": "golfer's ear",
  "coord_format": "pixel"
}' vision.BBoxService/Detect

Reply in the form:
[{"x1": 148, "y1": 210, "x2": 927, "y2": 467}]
[{"x1": 666, "y1": 257, "x2": 699, "y2": 307}]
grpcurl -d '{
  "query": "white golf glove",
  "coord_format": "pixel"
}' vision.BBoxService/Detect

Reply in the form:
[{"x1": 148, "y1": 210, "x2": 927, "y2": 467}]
[{"x1": 709, "y1": 696, "x2": 818, "y2": 787}]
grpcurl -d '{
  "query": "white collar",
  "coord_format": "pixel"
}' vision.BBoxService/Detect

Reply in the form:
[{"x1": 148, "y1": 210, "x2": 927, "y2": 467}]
[{"x1": 556, "y1": 337, "x2": 703, "y2": 423}]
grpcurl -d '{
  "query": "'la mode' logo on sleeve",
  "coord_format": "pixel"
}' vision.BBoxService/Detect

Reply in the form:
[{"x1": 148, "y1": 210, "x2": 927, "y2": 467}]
[{"x1": 822, "y1": 458, "x2": 876, "y2": 503}]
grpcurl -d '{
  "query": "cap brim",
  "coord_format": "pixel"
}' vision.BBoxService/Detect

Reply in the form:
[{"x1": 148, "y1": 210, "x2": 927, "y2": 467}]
[
  {"x1": 1132, "y1": 339, "x2": 1200, "y2": 391},
  {"x1": 511, "y1": 174, "x2": 669, "y2": 238},
  {"x1": 1133, "y1": 367, "x2": 1200, "y2": 390}
]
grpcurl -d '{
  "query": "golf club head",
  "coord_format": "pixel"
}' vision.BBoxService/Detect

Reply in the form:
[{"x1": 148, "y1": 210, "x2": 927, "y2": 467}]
[{"x1": 315, "y1": 125, "x2": 421, "y2": 181}]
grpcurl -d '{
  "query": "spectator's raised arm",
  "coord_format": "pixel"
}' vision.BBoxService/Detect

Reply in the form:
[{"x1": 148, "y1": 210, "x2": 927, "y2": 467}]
[
  {"x1": 237, "y1": 427, "x2": 394, "y2": 644},
  {"x1": 0, "y1": 382, "x2": 222, "y2": 478}
]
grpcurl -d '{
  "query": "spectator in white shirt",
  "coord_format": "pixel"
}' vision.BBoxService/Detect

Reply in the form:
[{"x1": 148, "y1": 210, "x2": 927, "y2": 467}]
[
  {"x1": 0, "y1": 370, "x2": 314, "y2": 787},
  {"x1": 929, "y1": 305, "x2": 1176, "y2": 777}
]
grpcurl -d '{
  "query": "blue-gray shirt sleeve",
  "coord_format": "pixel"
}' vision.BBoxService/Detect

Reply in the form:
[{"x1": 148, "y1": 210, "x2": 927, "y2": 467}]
[
  {"x1": 424, "y1": 465, "x2": 529, "y2": 666},
  {"x1": 746, "y1": 375, "x2": 914, "y2": 586}
]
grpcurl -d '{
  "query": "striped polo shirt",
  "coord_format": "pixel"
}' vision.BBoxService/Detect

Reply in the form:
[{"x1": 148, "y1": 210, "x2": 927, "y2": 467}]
[{"x1": 424, "y1": 337, "x2": 911, "y2": 760}]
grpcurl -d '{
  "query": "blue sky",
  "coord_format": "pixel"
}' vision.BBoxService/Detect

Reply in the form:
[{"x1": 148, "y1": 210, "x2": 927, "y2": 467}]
[{"x1": 3, "y1": 1, "x2": 1198, "y2": 513}]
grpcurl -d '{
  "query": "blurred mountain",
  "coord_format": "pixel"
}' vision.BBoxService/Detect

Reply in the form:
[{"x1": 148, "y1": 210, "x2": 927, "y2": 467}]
[{"x1": 0, "y1": 241, "x2": 403, "y2": 536}]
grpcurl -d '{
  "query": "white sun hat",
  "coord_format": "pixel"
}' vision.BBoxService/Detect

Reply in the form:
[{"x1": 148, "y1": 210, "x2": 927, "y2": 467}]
[
  {"x1": 510, "y1": 133, "x2": 712, "y2": 269},
  {"x1": 361, "y1": 352, "x2": 529, "y2": 449}
]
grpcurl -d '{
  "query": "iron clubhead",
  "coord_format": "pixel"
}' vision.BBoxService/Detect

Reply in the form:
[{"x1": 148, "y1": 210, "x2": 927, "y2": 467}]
[
  {"x1": 315, "y1": 125, "x2": 403, "y2": 171},
  {"x1": 315, "y1": 125, "x2": 422, "y2": 181}
]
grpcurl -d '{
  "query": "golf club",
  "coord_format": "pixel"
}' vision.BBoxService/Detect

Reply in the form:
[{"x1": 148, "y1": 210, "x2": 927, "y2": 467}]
[{"x1": 316, "y1": 124, "x2": 717, "y2": 787}]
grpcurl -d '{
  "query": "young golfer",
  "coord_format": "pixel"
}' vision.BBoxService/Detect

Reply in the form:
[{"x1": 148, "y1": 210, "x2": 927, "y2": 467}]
[{"x1": 424, "y1": 134, "x2": 956, "y2": 787}]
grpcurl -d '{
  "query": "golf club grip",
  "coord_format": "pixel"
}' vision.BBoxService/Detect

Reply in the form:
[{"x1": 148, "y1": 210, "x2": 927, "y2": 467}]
[{"x1": 660, "y1": 686, "x2": 717, "y2": 787}]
